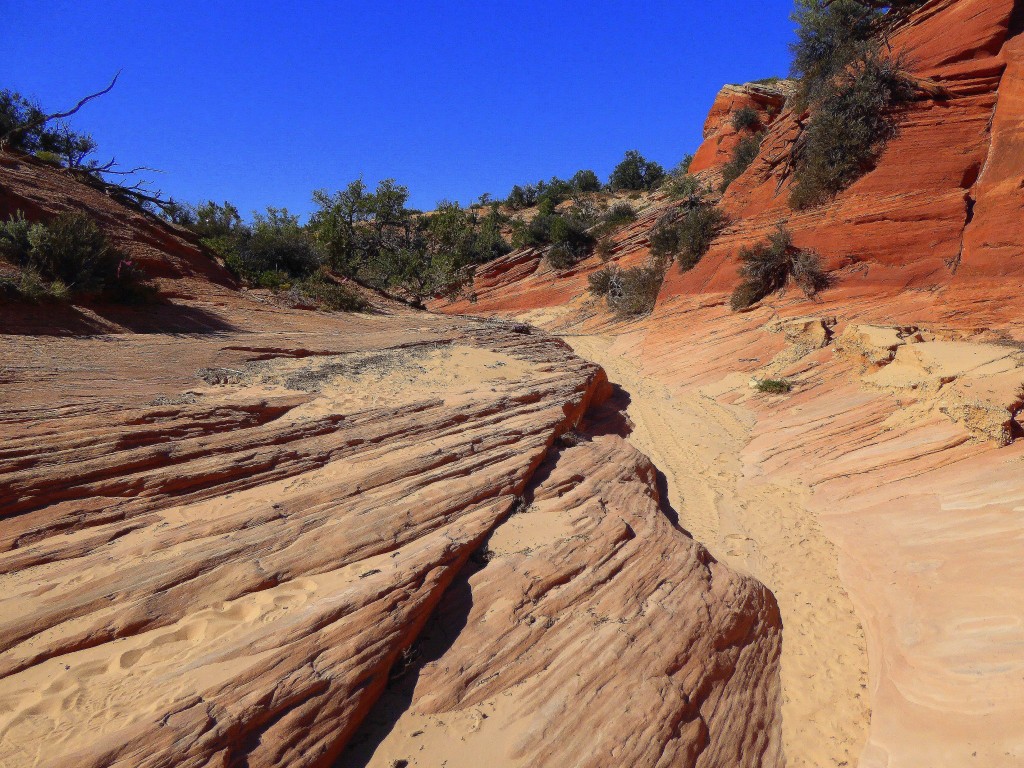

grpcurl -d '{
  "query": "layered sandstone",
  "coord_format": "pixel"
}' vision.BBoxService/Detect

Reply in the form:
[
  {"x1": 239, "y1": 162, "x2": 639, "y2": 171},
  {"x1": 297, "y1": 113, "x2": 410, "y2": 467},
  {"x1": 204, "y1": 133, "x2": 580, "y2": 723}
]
[
  {"x1": 0, "y1": 160, "x2": 784, "y2": 766},
  {"x1": 435, "y1": 3, "x2": 1024, "y2": 766}
]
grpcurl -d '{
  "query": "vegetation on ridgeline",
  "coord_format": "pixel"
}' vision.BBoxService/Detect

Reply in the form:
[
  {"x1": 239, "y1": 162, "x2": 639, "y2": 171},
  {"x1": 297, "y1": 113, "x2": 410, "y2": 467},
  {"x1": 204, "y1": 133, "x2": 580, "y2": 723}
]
[
  {"x1": 6, "y1": 0, "x2": 934, "y2": 312},
  {"x1": 787, "y1": 0, "x2": 922, "y2": 208},
  {"x1": 1, "y1": 76, "x2": 171, "y2": 213}
]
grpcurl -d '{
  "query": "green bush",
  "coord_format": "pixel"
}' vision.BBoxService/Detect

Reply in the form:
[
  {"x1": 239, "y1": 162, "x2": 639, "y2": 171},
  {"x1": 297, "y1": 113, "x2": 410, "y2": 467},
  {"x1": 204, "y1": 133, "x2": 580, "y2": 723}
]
[
  {"x1": 546, "y1": 240, "x2": 591, "y2": 270},
  {"x1": 720, "y1": 134, "x2": 763, "y2": 191},
  {"x1": 792, "y1": 0, "x2": 876, "y2": 104},
  {"x1": 608, "y1": 150, "x2": 665, "y2": 191},
  {"x1": 601, "y1": 202, "x2": 637, "y2": 229},
  {"x1": 755, "y1": 378, "x2": 793, "y2": 394},
  {"x1": 233, "y1": 208, "x2": 322, "y2": 280},
  {"x1": 1, "y1": 90, "x2": 98, "y2": 166},
  {"x1": 662, "y1": 171, "x2": 704, "y2": 201},
  {"x1": 570, "y1": 169, "x2": 602, "y2": 193},
  {"x1": 731, "y1": 106, "x2": 761, "y2": 131},
  {"x1": 291, "y1": 274, "x2": 370, "y2": 312},
  {"x1": 730, "y1": 225, "x2": 829, "y2": 311},
  {"x1": 0, "y1": 211, "x2": 150, "y2": 302},
  {"x1": 588, "y1": 263, "x2": 664, "y2": 317},
  {"x1": 789, "y1": 52, "x2": 914, "y2": 209},
  {"x1": 649, "y1": 205, "x2": 726, "y2": 270},
  {"x1": 505, "y1": 184, "x2": 540, "y2": 210}
]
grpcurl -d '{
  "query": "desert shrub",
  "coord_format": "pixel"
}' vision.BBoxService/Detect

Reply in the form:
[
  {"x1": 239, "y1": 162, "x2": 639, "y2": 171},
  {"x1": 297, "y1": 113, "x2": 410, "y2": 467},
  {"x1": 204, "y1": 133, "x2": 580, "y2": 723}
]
[
  {"x1": 731, "y1": 106, "x2": 761, "y2": 131},
  {"x1": 291, "y1": 274, "x2": 369, "y2": 312},
  {"x1": 649, "y1": 205, "x2": 726, "y2": 270},
  {"x1": 227, "y1": 207, "x2": 321, "y2": 281},
  {"x1": 609, "y1": 150, "x2": 665, "y2": 191},
  {"x1": 601, "y1": 202, "x2": 637, "y2": 229},
  {"x1": 720, "y1": 133, "x2": 763, "y2": 191},
  {"x1": 570, "y1": 169, "x2": 602, "y2": 192},
  {"x1": 505, "y1": 183, "x2": 540, "y2": 210},
  {"x1": 789, "y1": 52, "x2": 914, "y2": 209},
  {"x1": 587, "y1": 266, "x2": 616, "y2": 296},
  {"x1": 791, "y1": 0, "x2": 881, "y2": 106},
  {"x1": 649, "y1": 213, "x2": 682, "y2": 262},
  {"x1": 0, "y1": 211, "x2": 150, "y2": 302},
  {"x1": 588, "y1": 263, "x2": 664, "y2": 317},
  {"x1": 0, "y1": 90, "x2": 97, "y2": 165},
  {"x1": 546, "y1": 238, "x2": 592, "y2": 270},
  {"x1": 662, "y1": 171, "x2": 704, "y2": 201},
  {"x1": 730, "y1": 225, "x2": 828, "y2": 310},
  {"x1": 756, "y1": 378, "x2": 793, "y2": 394},
  {"x1": 595, "y1": 236, "x2": 615, "y2": 261},
  {"x1": 473, "y1": 204, "x2": 512, "y2": 262},
  {"x1": 513, "y1": 208, "x2": 594, "y2": 268}
]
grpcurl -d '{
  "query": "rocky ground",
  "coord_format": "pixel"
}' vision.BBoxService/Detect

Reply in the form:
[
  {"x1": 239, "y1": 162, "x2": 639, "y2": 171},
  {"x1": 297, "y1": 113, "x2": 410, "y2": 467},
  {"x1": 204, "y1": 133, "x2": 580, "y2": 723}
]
[{"x1": 3, "y1": 1, "x2": 1023, "y2": 766}]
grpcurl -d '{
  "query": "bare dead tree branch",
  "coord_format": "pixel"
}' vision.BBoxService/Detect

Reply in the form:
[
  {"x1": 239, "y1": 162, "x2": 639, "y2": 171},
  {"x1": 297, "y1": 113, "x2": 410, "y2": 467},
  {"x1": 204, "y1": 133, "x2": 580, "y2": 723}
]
[{"x1": 0, "y1": 71, "x2": 121, "y2": 149}]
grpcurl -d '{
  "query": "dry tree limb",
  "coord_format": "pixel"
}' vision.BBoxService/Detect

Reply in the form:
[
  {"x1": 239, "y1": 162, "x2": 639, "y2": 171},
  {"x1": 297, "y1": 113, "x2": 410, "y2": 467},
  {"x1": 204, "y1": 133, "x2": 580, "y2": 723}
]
[{"x1": 0, "y1": 71, "x2": 121, "y2": 149}]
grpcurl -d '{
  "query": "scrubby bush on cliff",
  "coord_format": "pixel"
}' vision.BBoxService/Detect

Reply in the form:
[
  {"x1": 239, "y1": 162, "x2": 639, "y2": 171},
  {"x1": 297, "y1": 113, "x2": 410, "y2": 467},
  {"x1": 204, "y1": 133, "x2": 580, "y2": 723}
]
[
  {"x1": 608, "y1": 150, "x2": 665, "y2": 192},
  {"x1": 730, "y1": 225, "x2": 828, "y2": 311},
  {"x1": 731, "y1": 106, "x2": 761, "y2": 131},
  {"x1": 789, "y1": 52, "x2": 914, "y2": 209},
  {"x1": 650, "y1": 205, "x2": 727, "y2": 271},
  {"x1": 787, "y1": 0, "x2": 922, "y2": 208},
  {"x1": 720, "y1": 133, "x2": 763, "y2": 191},
  {"x1": 791, "y1": 0, "x2": 882, "y2": 106},
  {"x1": 510, "y1": 206, "x2": 594, "y2": 269},
  {"x1": 0, "y1": 211, "x2": 149, "y2": 302},
  {"x1": 662, "y1": 170, "x2": 704, "y2": 202},
  {"x1": 588, "y1": 262, "x2": 664, "y2": 317},
  {"x1": 755, "y1": 378, "x2": 793, "y2": 394},
  {"x1": 599, "y1": 202, "x2": 638, "y2": 230}
]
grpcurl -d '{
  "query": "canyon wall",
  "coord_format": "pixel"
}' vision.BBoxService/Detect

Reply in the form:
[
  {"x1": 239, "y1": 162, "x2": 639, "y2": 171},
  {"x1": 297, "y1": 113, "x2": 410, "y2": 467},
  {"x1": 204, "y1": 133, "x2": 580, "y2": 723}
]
[{"x1": 435, "y1": 1, "x2": 1024, "y2": 766}]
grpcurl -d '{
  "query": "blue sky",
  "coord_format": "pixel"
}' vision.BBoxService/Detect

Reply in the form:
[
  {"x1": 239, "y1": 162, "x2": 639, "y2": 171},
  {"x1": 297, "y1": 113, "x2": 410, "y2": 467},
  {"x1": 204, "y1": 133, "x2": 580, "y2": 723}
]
[{"x1": 6, "y1": 1, "x2": 796, "y2": 217}]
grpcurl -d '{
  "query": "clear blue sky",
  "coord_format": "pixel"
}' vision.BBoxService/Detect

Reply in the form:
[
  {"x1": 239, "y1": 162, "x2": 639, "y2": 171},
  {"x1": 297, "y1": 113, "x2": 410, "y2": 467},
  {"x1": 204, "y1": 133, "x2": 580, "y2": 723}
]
[{"x1": 6, "y1": 1, "x2": 795, "y2": 217}]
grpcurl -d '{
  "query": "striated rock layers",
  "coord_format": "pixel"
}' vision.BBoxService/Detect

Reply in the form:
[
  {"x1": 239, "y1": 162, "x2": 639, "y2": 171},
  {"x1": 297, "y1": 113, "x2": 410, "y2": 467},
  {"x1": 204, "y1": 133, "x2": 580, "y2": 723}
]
[
  {"x1": 433, "y1": 2, "x2": 1024, "y2": 766},
  {"x1": 0, "y1": 160, "x2": 783, "y2": 765}
]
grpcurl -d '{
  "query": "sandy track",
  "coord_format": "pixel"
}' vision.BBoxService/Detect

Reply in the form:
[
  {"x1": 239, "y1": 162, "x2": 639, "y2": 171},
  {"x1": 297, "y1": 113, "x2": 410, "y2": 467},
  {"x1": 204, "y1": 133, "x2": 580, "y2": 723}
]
[{"x1": 565, "y1": 334, "x2": 870, "y2": 768}]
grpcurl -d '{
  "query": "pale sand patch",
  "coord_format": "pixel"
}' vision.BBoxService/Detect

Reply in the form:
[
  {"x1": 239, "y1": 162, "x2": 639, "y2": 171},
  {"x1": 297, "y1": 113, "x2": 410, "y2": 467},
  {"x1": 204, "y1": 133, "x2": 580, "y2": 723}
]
[
  {"x1": 195, "y1": 344, "x2": 534, "y2": 418},
  {"x1": 565, "y1": 334, "x2": 870, "y2": 768}
]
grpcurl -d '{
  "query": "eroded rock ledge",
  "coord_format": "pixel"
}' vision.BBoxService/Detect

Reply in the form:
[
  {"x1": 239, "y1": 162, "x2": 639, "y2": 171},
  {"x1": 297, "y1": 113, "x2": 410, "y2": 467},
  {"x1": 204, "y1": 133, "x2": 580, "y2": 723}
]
[{"x1": 0, "y1": 311, "x2": 782, "y2": 768}]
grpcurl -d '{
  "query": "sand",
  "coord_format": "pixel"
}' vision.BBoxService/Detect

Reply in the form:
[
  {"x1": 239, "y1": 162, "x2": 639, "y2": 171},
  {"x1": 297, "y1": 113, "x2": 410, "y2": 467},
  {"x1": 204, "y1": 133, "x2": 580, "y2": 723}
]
[{"x1": 564, "y1": 334, "x2": 871, "y2": 768}]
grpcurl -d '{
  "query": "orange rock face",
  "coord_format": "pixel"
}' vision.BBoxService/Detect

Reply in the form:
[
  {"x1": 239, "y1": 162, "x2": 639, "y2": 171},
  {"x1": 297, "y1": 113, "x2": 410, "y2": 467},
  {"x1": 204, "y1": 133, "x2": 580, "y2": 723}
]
[
  {"x1": 688, "y1": 81, "x2": 792, "y2": 177},
  {"x1": 669, "y1": 0, "x2": 1020, "y2": 302}
]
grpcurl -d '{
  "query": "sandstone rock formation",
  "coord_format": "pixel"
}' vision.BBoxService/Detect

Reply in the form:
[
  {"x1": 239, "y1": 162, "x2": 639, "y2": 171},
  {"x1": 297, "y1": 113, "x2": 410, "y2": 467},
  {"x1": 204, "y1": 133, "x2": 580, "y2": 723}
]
[
  {"x1": 434, "y1": 3, "x2": 1024, "y2": 766},
  {"x1": 4, "y1": 1, "x2": 1024, "y2": 766},
  {"x1": 688, "y1": 80, "x2": 793, "y2": 178},
  {"x1": 0, "y1": 156, "x2": 783, "y2": 766}
]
